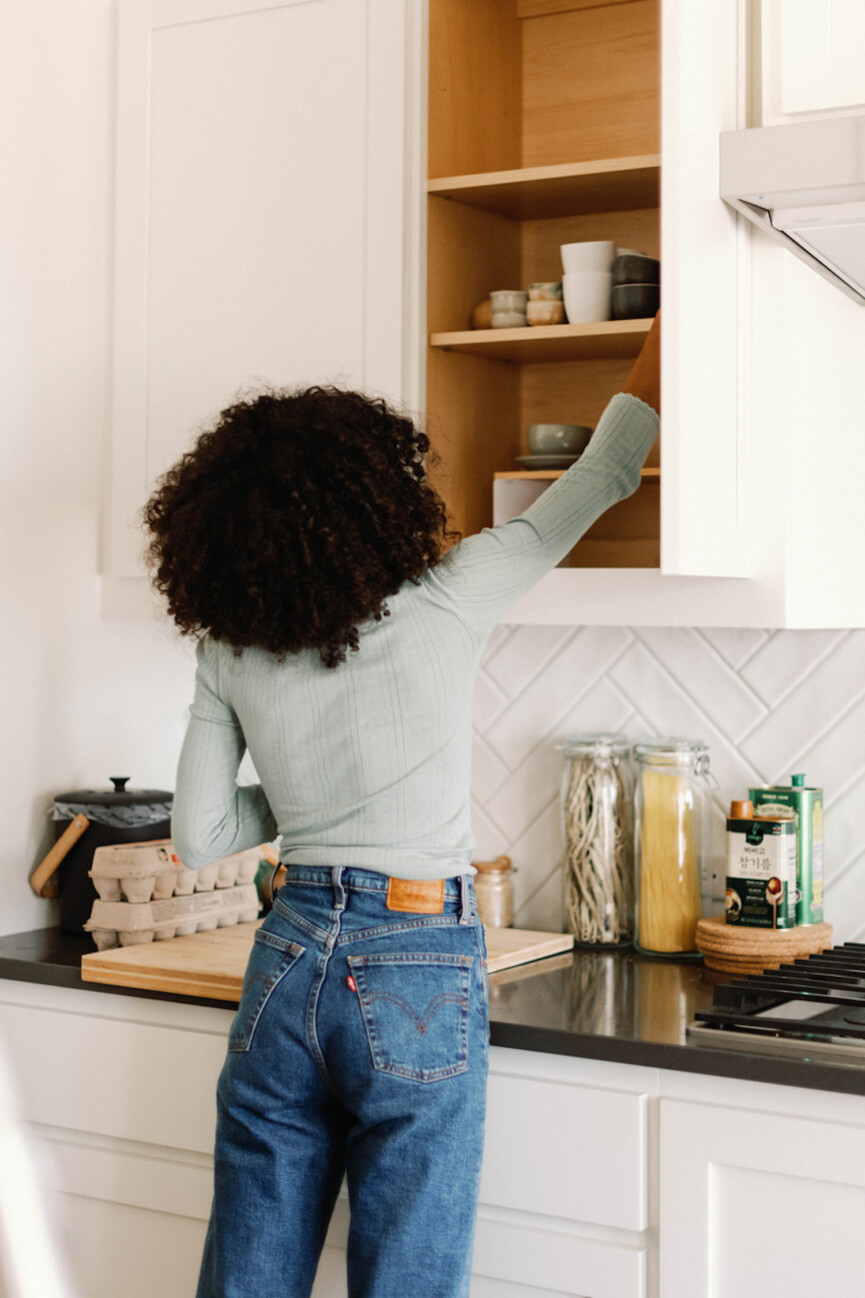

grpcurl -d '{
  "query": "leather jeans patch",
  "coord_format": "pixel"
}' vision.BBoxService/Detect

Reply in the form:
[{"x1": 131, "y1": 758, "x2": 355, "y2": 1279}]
[{"x1": 385, "y1": 877, "x2": 446, "y2": 914}]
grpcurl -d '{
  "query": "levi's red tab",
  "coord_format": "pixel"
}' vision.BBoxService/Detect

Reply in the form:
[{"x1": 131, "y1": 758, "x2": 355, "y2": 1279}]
[{"x1": 346, "y1": 975, "x2": 358, "y2": 993}]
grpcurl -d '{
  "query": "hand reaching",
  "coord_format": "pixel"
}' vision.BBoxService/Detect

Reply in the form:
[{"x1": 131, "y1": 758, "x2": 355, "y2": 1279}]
[{"x1": 621, "y1": 310, "x2": 660, "y2": 415}]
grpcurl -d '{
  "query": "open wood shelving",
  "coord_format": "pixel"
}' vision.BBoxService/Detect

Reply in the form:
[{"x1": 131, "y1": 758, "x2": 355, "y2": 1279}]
[{"x1": 426, "y1": 0, "x2": 661, "y2": 568}]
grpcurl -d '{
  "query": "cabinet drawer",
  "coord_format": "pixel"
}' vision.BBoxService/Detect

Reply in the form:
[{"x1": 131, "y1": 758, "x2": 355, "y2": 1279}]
[
  {"x1": 480, "y1": 1071, "x2": 648, "y2": 1230},
  {"x1": 0, "y1": 1001, "x2": 225, "y2": 1152},
  {"x1": 317, "y1": 1203, "x2": 646, "y2": 1298},
  {"x1": 472, "y1": 1212, "x2": 645, "y2": 1298}
]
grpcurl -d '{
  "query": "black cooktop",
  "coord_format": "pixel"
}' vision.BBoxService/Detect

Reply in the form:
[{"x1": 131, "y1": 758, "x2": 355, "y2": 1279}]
[{"x1": 692, "y1": 942, "x2": 865, "y2": 1047}]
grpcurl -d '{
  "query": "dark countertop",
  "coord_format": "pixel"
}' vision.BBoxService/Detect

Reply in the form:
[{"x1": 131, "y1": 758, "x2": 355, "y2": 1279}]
[{"x1": 3, "y1": 927, "x2": 865, "y2": 1097}]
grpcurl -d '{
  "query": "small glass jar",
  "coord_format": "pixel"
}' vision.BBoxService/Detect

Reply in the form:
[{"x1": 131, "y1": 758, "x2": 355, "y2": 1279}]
[
  {"x1": 561, "y1": 733, "x2": 634, "y2": 947},
  {"x1": 633, "y1": 738, "x2": 713, "y2": 956},
  {"x1": 474, "y1": 856, "x2": 515, "y2": 927}
]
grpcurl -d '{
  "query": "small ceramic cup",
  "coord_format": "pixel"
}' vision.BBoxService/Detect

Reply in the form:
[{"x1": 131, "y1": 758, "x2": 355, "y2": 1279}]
[
  {"x1": 562, "y1": 270, "x2": 612, "y2": 323},
  {"x1": 560, "y1": 240, "x2": 616, "y2": 274},
  {"x1": 528, "y1": 423, "x2": 593, "y2": 455},
  {"x1": 527, "y1": 300, "x2": 566, "y2": 326},
  {"x1": 490, "y1": 289, "x2": 528, "y2": 329}
]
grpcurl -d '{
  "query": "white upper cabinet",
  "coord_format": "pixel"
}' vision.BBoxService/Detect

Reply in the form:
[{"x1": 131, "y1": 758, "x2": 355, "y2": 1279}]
[
  {"x1": 422, "y1": 0, "x2": 865, "y2": 629},
  {"x1": 105, "y1": 0, "x2": 419, "y2": 580},
  {"x1": 762, "y1": 0, "x2": 865, "y2": 123}
]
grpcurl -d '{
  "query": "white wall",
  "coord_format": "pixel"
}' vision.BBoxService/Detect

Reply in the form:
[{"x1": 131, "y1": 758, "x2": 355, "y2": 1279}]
[{"x1": 0, "y1": 0, "x2": 195, "y2": 937}]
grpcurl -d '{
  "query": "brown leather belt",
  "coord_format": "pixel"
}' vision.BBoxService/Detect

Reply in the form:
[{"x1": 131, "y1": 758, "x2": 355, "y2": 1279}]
[{"x1": 385, "y1": 877, "x2": 446, "y2": 914}]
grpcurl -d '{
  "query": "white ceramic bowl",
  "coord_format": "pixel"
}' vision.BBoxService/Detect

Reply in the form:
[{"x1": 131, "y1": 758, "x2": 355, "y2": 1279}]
[
  {"x1": 562, "y1": 270, "x2": 612, "y2": 323},
  {"x1": 490, "y1": 290, "x2": 528, "y2": 310},
  {"x1": 560, "y1": 240, "x2": 616, "y2": 274}
]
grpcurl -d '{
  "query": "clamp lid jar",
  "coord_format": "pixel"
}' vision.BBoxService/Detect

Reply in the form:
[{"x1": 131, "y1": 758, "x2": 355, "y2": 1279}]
[
  {"x1": 632, "y1": 739, "x2": 713, "y2": 956},
  {"x1": 561, "y1": 732, "x2": 634, "y2": 947}
]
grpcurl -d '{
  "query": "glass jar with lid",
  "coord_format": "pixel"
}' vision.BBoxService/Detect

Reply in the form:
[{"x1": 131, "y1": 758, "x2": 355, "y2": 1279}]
[
  {"x1": 561, "y1": 733, "x2": 634, "y2": 947},
  {"x1": 473, "y1": 856, "x2": 515, "y2": 927},
  {"x1": 633, "y1": 738, "x2": 714, "y2": 956}
]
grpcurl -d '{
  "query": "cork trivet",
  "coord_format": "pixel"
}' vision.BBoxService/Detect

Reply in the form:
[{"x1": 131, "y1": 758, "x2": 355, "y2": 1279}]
[{"x1": 695, "y1": 916, "x2": 833, "y2": 974}]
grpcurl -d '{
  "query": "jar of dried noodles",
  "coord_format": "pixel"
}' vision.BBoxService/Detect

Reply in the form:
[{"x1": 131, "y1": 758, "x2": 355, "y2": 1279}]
[
  {"x1": 633, "y1": 739, "x2": 712, "y2": 956},
  {"x1": 561, "y1": 734, "x2": 633, "y2": 947}
]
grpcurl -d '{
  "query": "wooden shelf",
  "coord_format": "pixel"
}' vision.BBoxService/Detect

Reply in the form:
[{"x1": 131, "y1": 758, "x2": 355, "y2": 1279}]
[
  {"x1": 430, "y1": 320, "x2": 652, "y2": 364},
  {"x1": 428, "y1": 156, "x2": 660, "y2": 221},
  {"x1": 495, "y1": 467, "x2": 661, "y2": 481}
]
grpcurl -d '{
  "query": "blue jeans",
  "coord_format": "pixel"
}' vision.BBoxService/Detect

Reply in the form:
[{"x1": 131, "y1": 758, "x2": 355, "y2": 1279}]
[{"x1": 196, "y1": 866, "x2": 490, "y2": 1298}]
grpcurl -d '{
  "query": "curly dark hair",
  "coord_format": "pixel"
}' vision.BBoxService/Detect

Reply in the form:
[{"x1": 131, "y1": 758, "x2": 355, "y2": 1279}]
[{"x1": 142, "y1": 386, "x2": 457, "y2": 668}]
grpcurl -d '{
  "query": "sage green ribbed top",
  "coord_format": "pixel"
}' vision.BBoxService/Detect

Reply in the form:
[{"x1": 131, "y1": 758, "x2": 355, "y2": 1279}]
[{"x1": 172, "y1": 393, "x2": 659, "y2": 879}]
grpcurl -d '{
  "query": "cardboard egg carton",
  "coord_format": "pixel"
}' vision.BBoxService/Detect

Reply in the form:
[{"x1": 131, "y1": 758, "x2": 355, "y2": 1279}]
[
  {"x1": 88, "y1": 841, "x2": 261, "y2": 902},
  {"x1": 85, "y1": 882, "x2": 261, "y2": 951}
]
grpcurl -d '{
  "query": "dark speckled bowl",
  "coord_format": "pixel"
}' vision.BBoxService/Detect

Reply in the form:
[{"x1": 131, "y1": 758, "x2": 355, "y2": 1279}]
[
  {"x1": 612, "y1": 253, "x2": 660, "y2": 286},
  {"x1": 611, "y1": 282, "x2": 660, "y2": 320}
]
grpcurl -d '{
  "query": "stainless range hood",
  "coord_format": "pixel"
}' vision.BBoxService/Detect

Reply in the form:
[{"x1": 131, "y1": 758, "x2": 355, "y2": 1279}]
[{"x1": 720, "y1": 113, "x2": 865, "y2": 305}]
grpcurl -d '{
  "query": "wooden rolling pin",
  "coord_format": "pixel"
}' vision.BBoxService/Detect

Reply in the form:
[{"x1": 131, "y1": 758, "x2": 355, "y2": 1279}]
[{"x1": 30, "y1": 814, "x2": 90, "y2": 899}]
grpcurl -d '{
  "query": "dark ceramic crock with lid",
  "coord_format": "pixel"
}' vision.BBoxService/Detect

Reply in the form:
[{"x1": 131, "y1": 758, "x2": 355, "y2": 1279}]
[{"x1": 52, "y1": 779, "x2": 173, "y2": 934}]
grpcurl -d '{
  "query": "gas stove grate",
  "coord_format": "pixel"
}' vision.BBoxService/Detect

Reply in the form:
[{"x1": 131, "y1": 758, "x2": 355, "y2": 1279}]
[{"x1": 693, "y1": 942, "x2": 865, "y2": 1043}]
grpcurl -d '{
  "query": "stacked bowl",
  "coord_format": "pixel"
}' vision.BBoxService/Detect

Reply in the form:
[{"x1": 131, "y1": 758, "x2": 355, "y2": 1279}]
[{"x1": 611, "y1": 252, "x2": 660, "y2": 320}]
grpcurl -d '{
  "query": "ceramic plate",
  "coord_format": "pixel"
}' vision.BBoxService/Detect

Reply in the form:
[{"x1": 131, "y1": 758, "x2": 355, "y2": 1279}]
[{"x1": 515, "y1": 454, "x2": 582, "y2": 470}]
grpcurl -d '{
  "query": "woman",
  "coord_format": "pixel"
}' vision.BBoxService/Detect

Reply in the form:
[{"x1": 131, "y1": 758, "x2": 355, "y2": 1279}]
[{"x1": 144, "y1": 315, "x2": 660, "y2": 1298}]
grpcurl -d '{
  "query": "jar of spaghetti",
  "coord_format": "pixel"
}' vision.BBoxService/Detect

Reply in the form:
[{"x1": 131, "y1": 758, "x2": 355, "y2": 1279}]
[
  {"x1": 633, "y1": 739, "x2": 713, "y2": 956},
  {"x1": 561, "y1": 733, "x2": 633, "y2": 946}
]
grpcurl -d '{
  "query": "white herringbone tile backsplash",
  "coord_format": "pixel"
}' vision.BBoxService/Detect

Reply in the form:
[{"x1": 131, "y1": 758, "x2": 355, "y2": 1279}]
[{"x1": 472, "y1": 627, "x2": 865, "y2": 942}]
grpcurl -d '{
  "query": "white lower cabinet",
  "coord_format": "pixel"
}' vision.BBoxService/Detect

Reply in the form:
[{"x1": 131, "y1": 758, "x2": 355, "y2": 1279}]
[
  {"x1": 659, "y1": 1078, "x2": 865, "y2": 1298},
  {"x1": 0, "y1": 987, "x2": 653, "y2": 1298},
  {"x1": 5, "y1": 982, "x2": 865, "y2": 1297}
]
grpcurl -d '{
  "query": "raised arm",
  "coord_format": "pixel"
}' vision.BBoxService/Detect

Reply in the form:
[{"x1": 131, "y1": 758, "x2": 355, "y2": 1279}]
[
  {"x1": 425, "y1": 314, "x2": 661, "y2": 635},
  {"x1": 172, "y1": 639, "x2": 277, "y2": 869}
]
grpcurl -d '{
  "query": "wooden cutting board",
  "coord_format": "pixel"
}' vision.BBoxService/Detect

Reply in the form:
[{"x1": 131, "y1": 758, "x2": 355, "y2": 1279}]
[{"x1": 80, "y1": 923, "x2": 574, "y2": 1001}]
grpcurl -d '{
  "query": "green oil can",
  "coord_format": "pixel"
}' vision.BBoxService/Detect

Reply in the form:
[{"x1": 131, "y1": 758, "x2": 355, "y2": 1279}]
[{"x1": 749, "y1": 774, "x2": 824, "y2": 925}]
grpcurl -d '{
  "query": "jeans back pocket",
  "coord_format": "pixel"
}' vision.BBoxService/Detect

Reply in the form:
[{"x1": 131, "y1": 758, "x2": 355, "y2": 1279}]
[
  {"x1": 228, "y1": 930, "x2": 305, "y2": 1053},
  {"x1": 347, "y1": 952, "x2": 473, "y2": 1082}
]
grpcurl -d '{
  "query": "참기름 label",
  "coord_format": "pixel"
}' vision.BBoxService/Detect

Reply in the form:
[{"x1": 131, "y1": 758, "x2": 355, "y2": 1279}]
[{"x1": 726, "y1": 818, "x2": 797, "y2": 929}]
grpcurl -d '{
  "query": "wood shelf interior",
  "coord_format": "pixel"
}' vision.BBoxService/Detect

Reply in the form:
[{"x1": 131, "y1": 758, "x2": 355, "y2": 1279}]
[
  {"x1": 427, "y1": 156, "x2": 660, "y2": 221},
  {"x1": 426, "y1": 0, "x2": 660, "y2": 569},
  {"x1": 430, "y1": 320, "x2": 654, "y2": 365}
]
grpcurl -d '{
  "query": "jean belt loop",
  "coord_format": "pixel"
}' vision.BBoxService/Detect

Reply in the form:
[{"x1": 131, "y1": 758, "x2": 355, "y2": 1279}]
[
  {"x1": 458, "y1": 872, "x2": 474, "y2": 925},
  {"x1": 332, "y1": 865, "x2": 347, "y2": 913}
]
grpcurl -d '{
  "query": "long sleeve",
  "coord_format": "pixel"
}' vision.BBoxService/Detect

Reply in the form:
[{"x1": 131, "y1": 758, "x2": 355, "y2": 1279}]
[
  {"x1": 172, "y1": 639, "x2": 278, "y2": 869},
  {"x1": 424, "y1": 392, "x2": 659, "y2": 635}
]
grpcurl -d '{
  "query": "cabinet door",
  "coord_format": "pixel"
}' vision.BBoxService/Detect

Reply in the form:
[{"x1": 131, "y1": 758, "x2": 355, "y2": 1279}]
[
  {"x1": 106, "y1": 0, "x2": 419, "y2": 577},
  {"x1": 661, "y1": 0, "x2": 750, "y2": 578},
  {"x1": 660, "y1": 1096, "x2": 865, "y2": 1298},
  {"x1": 762, "y1": 0, "x2": 865, "y2": 122}
]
